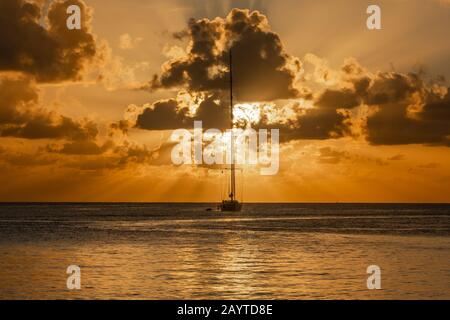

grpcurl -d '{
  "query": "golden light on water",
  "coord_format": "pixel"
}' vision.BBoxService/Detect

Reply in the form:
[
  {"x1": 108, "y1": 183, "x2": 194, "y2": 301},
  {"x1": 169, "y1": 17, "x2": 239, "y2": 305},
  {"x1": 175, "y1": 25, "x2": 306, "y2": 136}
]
[{"x1": 1, "y1": 222, "x2": 449, "y2": 299}]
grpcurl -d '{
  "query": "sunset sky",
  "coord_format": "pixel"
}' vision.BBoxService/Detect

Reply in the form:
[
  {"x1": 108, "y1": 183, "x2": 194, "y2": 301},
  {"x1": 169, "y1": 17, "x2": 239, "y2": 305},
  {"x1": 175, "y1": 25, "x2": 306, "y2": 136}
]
[{"x1": 0, "y1": 0, "x2": 449, "y2": 202}]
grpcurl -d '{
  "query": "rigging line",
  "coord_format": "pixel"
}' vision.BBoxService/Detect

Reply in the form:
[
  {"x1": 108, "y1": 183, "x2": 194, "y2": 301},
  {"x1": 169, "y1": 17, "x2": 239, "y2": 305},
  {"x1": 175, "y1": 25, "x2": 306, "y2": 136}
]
[
  {"x1": 219, "y1": 170, "x2": 222, "y2": 202},
  {"x1": 241, "y1": 168, "x2": 244, "y2": 203},
  {"x1": 229, "y1": 48, "x2": 236, "y2": 201}
]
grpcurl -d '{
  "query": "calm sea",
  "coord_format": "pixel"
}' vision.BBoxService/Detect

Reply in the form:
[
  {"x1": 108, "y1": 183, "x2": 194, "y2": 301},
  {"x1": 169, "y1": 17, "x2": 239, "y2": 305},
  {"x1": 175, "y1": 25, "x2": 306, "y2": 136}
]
[{"x1": 0, "y1": 203, "x2": 449, "y2": 299}]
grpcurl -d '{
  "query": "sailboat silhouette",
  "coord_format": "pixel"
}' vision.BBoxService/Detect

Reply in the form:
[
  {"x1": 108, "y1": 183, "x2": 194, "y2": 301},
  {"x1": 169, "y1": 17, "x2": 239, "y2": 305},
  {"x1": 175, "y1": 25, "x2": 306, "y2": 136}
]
[{"x1": 220, "y1": 49, "x2": 242, "y2": 212}]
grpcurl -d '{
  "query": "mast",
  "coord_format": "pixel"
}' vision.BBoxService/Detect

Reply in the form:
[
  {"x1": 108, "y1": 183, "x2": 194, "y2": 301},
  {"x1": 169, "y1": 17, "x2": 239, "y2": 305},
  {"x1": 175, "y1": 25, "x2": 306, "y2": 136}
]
[{"x1": 229, "y1": 49, "x2": 236, "y2": 201}]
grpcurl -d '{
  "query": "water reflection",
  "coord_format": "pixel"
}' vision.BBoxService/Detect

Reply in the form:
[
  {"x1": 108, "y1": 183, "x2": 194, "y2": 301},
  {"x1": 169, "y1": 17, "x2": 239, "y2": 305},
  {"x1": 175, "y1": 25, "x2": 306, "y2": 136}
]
[{"x1": 0, "y1": 203, "x2": 449, "y2": 299}]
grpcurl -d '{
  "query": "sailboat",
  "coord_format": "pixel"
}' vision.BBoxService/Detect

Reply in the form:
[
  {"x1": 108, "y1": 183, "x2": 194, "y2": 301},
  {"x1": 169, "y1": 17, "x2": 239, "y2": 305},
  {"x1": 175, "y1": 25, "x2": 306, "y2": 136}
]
[{"x1": 220, "y1": 50, "x2": 243, "y2": 212}]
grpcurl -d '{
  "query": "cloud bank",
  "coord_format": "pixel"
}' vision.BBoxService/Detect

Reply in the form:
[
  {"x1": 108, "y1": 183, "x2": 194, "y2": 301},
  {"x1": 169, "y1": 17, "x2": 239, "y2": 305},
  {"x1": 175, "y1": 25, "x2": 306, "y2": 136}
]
[
  {"x1": 135, "y1": 9, "x2": 449, "y2": 146},
  {"x1": 0, "y1": 0, "x2": 97, "y2": 82}
]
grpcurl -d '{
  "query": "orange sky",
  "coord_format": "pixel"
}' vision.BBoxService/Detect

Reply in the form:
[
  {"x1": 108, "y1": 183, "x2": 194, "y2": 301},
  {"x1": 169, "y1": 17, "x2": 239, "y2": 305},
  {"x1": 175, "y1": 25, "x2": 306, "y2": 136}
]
[{"x1": 0, "y1": 0, "x2": 449, "y2": 202}]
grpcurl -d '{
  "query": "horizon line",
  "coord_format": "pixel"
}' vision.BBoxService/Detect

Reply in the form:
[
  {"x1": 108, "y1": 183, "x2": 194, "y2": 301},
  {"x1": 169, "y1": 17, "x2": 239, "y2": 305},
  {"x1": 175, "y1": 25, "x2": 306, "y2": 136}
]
[{"x1": 0, "y1": 201, "x2": 449, "y2": 205}]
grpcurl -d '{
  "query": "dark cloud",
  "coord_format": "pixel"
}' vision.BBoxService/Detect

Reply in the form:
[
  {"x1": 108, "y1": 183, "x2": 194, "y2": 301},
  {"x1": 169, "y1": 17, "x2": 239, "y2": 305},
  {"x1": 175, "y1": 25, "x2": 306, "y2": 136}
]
[
  {"x1": 366, "y1": 92, "x2": 450, "y2": 146},
  {"x1": 0, "y1": 74, "x2": 98, "y2": 140},
  {"x1": 193, "y1": 94, "x2": 230, "y2": 129},
  {"x1": 109, "y1": 120, "x2": 131, "y2": 136},
  {"x1": 151, "y1": 9, "x2": 302, "y2": 102},
  {"x1": 0, "y1": 73, "x2": 38, "y2": 125},
  {"x1": 136, "y1": 99, "x2": 189, "y2": 130},
  {"x1": 1, "y1": 115, "x2": 98, "y2": 140},
  {"x1": 290, "y1": 107, "x2": 350, "y2": 140},
  {"x1": 313, "y1": 66, "x2": 450, "y2": 146},
  {"x1": 63, "y1": 142, "x2": 158, "y2": 171},
  {"x1": 249, "y1": 67, "x2": 449, "y2": 144},
  {"x1": 134, "y1": 95, "x2": 350, "y2": 142},
  {"x1": 359, "y1": 72, "x2": 449, "y2": 146},
  {"x1": 138, "y1": 64, "x2": 450, "y2": 146},
  {"x1": 0, "y1": 0, "x2": 97, "y2": 82},
  {"x1": 365, "y1": 73, "x2": 419, "y2": 106},
  {"x1": 255, "y1": 104, "x2": 350, "y2": 142},
  {"x1": 136, "y1": 93, "x2": 230, "y2": 130},
  {"x1": 315, "y1": 88, "x2": 360, "y2": 109},
  {"x1": 315, "y1": 70, "x2": 423, "y2": 110}
]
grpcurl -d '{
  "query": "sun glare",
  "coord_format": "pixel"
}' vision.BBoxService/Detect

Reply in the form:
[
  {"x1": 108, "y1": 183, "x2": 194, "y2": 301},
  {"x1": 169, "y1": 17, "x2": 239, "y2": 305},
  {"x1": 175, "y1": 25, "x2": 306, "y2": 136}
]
[{"x1": 233, "y1": 103, "x2": 262, "y2": 125}]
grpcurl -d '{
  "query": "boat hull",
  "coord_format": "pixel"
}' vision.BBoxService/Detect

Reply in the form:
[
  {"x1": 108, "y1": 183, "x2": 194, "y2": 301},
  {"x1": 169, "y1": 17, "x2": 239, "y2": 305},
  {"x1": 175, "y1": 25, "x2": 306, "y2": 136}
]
[{"x1": 220, "y1": 200, "x2": 242, "y2": 212}]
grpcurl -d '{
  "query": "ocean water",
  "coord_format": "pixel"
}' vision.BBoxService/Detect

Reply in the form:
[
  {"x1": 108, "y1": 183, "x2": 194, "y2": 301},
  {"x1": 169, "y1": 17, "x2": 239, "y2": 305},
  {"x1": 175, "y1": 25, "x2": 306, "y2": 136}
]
[{"x1": 0, "y1": 203, "x2": 449, "y2": 300}]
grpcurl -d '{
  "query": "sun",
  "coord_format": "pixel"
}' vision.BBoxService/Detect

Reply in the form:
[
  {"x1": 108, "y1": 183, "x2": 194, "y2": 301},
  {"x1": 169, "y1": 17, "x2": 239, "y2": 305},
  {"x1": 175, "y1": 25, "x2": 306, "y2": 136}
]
[{"x1": 233, "y1": 103, "x2": 262, "y2": 125}]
